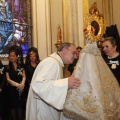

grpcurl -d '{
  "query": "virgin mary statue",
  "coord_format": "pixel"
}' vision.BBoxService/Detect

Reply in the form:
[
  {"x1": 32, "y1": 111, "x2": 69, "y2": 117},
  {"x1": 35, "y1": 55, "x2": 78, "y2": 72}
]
[{"x1": 63, "y1": 38, "x2": 120, "y2": 119}]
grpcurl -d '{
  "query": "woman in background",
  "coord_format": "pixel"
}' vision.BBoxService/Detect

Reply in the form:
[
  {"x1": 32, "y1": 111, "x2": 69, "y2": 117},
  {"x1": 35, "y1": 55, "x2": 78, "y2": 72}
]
[
  {"x1": 6, "y1": 48, "x2": 26, "y2": 120},
  {"x1": 102, "y1": 37, "x2": 120, "y2": 85},
  {"x1": 24, "y1": 47, "x2": 40, "y2": 98}
]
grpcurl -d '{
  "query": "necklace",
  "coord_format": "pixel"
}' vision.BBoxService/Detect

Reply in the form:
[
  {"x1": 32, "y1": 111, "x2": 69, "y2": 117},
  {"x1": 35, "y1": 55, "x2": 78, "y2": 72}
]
[{"x1": 108, "y1": 52, "x2": 119, "y2": 59}]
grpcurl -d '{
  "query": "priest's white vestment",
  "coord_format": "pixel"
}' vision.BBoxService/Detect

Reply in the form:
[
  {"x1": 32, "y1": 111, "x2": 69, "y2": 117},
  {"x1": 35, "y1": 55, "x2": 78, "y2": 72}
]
[{"x1": 26, "y1": 53, "x2": 68, "y2": 120}]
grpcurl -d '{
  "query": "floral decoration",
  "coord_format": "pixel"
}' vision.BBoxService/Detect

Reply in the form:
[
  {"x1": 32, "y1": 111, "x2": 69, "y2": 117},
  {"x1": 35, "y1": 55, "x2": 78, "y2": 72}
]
[{"x1": 17, "y1": 68, "x2": 24, "y2": 76}]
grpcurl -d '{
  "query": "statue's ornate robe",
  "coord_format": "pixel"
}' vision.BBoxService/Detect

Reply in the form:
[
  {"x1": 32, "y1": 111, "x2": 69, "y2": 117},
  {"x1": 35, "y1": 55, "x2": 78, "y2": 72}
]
[{"x1": 63, "y1": 42, "x2": 120, "y2": 120}]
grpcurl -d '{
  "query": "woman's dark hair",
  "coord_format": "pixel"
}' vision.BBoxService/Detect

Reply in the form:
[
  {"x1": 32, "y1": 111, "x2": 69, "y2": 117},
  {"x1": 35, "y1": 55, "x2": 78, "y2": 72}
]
[
  {"x1": 8, "y1": 49, "x2": 19, "y2": 71},
  {"x1": 25, "y1": 47, "x2": 40, "y2": 64},
  {"x1": 0, "y1": 60, "x2": 3, "y2": 67},
  {"x1": 8, "y1": 45, "x2": 24, "y2": 70}
]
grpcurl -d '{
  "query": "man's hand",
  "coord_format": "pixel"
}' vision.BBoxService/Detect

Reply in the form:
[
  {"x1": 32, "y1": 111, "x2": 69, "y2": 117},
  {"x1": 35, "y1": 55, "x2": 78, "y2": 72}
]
[{"x1": 68, "y1": 76, "x2": 80, "y2": 89}]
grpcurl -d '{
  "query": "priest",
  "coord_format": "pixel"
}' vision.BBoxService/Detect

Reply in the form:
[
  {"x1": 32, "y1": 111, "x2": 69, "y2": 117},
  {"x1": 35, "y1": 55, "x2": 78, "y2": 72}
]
[{"x1": 26, "y1": 42, "x2": 81, "y2": 120}]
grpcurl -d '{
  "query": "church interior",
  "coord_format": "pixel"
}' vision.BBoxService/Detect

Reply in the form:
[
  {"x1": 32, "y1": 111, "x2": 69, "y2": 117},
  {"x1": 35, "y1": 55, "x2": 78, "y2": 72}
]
[
  {"x1": 31, "y1": 0, "x2": 120, "y2": 60},
  {"x1": 0, "y1": 0, "x2": 120, "y2": 120}
]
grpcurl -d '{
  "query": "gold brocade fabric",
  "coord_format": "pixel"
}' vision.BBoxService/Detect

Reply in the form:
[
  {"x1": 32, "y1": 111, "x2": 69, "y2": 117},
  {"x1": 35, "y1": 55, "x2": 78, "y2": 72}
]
[{"x1": 63, "y1": 42, "x2": 120, "y2": 120}]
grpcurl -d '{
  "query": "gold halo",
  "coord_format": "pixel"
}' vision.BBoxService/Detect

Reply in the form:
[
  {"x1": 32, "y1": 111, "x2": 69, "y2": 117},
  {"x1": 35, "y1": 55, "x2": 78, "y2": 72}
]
[{"x1": 83, "y1": 14, "x2": 104, "y2": 42}]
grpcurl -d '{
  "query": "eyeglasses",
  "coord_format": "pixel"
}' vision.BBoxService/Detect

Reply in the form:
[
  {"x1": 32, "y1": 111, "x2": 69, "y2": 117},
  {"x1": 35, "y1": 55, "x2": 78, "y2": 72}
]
[{"x1": 67, "y1": 49, "x2": 76, "y2": 56}]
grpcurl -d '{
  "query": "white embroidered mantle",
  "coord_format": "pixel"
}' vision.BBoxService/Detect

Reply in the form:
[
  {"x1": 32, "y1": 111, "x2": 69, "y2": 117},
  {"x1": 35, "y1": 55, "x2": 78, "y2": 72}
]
[{"x1": 63, "y1": 42, "x2": 120, "y2": 120}]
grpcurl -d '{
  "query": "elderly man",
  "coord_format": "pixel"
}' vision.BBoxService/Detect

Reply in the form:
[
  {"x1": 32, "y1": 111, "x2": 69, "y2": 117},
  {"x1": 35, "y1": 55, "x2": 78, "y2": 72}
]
[{"x1": 26, "y1": 42, "x2": 80, "y2": 120}]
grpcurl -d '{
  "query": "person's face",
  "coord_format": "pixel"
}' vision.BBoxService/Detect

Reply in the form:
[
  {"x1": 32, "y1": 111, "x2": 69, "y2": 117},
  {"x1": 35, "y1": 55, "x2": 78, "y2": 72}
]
[
  {"x1": 30, "y1": 53, "x2": 36, "y2": 62},
  {"x1": 63, "y1": 45, "x2": 77, "y2": 64},
  {"x1": 102, "y1": 41, "x2": 116, "y2": 57},
  {"x1": 76, "y1": 49, "x2": 81, "y2": 58},
  {"x1": 9, "y1": 51, "x2": 18, "y2": 63}
]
